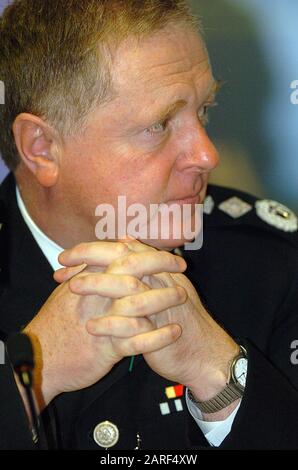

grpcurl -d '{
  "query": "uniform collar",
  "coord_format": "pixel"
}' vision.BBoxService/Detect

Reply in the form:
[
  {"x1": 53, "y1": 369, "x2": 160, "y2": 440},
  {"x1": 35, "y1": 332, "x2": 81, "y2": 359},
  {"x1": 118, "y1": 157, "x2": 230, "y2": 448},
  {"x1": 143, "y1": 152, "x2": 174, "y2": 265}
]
[{"x1": 15, "y1": 187, "x2": 63, "y2": 271}]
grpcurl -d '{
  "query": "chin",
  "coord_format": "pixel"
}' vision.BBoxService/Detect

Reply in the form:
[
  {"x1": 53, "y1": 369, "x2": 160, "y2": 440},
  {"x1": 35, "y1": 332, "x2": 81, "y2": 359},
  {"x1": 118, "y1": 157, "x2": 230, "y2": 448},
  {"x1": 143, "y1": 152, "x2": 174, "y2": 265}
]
[
  {"x1": 141, "y1": 233, "x2": 200, "y2": 252},
  {"x1": 138, "y1": 208, "x2": 204, "y2": 251}
]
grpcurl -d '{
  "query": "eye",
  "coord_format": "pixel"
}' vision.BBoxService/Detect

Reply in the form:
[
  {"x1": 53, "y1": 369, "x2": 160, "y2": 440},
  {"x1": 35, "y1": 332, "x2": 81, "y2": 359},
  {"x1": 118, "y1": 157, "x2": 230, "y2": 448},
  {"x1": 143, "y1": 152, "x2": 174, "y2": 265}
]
[
  {"x1": 145, "y1": 119, "x2": 168, "y2": 136},
  {"x1": 198, "y1": 101, "x2": 218, "y2": 127}
]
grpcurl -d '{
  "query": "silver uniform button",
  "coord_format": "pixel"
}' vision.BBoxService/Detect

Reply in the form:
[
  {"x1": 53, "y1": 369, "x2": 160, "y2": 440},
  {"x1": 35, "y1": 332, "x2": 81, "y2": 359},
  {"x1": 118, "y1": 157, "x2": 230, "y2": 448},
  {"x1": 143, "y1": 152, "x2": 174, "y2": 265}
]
[{"x1": 93, "y1": 421, "x2": 119, "y2": 448}]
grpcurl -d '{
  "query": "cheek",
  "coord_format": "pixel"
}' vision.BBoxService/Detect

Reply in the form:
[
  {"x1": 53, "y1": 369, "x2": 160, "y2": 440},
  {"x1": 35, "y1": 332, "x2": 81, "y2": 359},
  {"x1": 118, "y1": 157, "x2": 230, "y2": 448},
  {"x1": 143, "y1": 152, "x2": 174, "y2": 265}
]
[
  {"x1": 112, "y1": 155, "x2": 174, "y2": 205},
  {"x1": 58, "y1": 155, "x2": 114, "y2": 217},
  {"x1": 63, "y1": 134, "x2": 175, "y2": 208}
]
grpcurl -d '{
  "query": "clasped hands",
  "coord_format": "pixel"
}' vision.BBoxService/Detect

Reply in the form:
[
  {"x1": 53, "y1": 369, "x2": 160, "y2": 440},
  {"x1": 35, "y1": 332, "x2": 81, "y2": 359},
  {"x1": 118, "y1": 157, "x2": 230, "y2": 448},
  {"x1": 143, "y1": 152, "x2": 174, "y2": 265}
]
[{"x1": 24, "y1": 239, "x2": 238, "y2": 409}]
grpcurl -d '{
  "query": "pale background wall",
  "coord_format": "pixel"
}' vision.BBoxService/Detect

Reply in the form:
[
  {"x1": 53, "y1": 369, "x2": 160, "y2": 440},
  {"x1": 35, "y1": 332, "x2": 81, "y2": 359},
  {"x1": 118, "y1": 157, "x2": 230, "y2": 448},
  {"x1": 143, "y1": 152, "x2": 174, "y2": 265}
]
[{"x1": 190, "y1": 0, "x2": 298, "y2": 211}]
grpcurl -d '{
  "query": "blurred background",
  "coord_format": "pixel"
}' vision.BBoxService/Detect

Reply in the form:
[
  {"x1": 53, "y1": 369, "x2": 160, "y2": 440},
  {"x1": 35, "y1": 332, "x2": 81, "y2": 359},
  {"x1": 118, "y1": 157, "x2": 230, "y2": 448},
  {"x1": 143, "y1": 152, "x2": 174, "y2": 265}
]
[{"x1": 0, "y1": 0, "x2": 297, "y2": 211}]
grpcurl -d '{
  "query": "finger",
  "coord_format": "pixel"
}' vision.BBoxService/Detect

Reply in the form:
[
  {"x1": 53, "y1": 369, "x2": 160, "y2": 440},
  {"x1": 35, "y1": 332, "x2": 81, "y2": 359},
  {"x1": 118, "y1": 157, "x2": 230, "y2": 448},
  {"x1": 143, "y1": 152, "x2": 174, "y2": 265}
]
[
  {"x1": 108, "y1": 287, "x2": 187, "y2": 317},
  {"x1": 118, "y1": 235, "x2": 136, "y2": 244},
  {"x1": 54, "y1": 264, "x2": 87, "y2": 283},
  {"x1": 58, "y1": 242, "x2": 131, "y2": 267},
  {"x1": 113, "y1": 324, "x2": 182, "y2": 356},
  {"x1": 86, "y1": 316, "x2": 154, "y2": 338},
  {"x1": 106, "y1": 251, "x2": 187, "y2": 278},
  {"x1": 69, "y1": 273, "x2": 150, "y2": 297},
  {"x1": 123, "y1": 239, "x2": 155, "y2": 253}
]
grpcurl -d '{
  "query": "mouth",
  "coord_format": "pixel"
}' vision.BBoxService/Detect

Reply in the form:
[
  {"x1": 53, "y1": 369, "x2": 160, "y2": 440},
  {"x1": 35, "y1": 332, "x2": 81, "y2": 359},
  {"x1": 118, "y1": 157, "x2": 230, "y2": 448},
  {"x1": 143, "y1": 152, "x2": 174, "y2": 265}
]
[
  {"x1": 165, "y1": 176, "x2": 208, "y2": 206},
  {"x1": 166, "y1": 194, "x2": 201, "y2": 205}
]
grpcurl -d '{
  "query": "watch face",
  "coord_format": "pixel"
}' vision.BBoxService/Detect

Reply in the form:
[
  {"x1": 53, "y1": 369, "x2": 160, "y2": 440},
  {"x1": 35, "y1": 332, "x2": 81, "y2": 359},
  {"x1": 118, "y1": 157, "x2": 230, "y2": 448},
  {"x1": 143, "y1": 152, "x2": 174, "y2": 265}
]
[{"x1": 234, "y1": 358, "x2": 248, "y2": 387}]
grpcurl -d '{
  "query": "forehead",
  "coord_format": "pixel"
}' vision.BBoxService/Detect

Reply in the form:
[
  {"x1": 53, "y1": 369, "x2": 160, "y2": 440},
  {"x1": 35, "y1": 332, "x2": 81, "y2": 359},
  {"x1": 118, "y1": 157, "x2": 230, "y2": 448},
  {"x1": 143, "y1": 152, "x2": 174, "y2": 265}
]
[{"x1": 110, "y1": 25, "x2": 212, "y2": 106}]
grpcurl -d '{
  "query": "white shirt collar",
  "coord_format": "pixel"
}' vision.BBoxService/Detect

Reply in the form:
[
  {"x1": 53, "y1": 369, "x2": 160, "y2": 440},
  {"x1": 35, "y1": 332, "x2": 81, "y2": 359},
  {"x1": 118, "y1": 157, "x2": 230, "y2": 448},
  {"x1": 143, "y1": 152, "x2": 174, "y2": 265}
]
[{"x1": 16, "y1": 187, "x2": 63, "y2": 271}]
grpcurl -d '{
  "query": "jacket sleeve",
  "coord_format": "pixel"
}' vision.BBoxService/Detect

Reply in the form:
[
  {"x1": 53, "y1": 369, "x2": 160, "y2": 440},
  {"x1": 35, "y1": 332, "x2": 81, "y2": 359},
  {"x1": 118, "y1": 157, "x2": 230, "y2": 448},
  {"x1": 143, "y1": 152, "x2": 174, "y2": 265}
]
[
  {"x1": 220, "y1": 263, "x2": 298, "y2": 450},
  {"x1": 220, "y1": 341, "x2": 298, "y2": 449},
  {"x1": 0, "y1": 354, "x2": 35, "y2": 449}
]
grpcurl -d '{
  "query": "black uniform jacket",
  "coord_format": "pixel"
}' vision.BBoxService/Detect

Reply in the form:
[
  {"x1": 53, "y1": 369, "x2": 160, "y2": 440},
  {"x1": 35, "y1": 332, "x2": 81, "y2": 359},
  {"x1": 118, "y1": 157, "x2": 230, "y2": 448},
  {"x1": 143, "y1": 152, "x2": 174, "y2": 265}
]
[{"x1": 0, "y1": 173, "x2": 298, "y2": 450}]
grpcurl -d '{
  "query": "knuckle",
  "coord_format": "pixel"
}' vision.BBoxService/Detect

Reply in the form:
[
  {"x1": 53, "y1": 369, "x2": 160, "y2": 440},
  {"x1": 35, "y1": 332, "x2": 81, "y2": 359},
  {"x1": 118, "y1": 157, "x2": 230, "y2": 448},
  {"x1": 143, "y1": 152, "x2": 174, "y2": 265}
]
[
  {"x1": 125, "y1": 275, "x2": 141, "y2": 293},
  {"x1": 104, "y1": 316, "x2": 115, "y2": 332},
  {"x1": 69, "y1": 276, "x2": 83, "y2": 292},
  {"x1": 75, "y1": 243, "x2": 88, "y2": 257},
  {"x1": 129, "y1": 318, "x2": 141, "y2": 334},
  {"x1": 115, "y1": 243, "x2": 130, "y2": 257},
  {"x1": 114, "y1": 339, "x2": 131, "y2": 357},
  {"x1": 126, "y1": 240, "x2": 139, "y2": 250},
  {"x1": 162, "y1": 251, "x2": 178, "y2": 268},
  {"x1": 128, "y1": 295, "x2": 143, "y2": 312},
  {"x1": 172, "y1": 254, "x2": 182, "y2": 270},
  {"x1": 121, "y1": 254, "x2": 139, "y2": 271},
  {"x1": 161, "y1": 250, "x2": 172, "y2": 261},
  {"x1": 130, "y1": 336, "x2": 144, "y2": 355},
  {"x1": 86, "y1": 272, "x2": 103, "y2": 289}
]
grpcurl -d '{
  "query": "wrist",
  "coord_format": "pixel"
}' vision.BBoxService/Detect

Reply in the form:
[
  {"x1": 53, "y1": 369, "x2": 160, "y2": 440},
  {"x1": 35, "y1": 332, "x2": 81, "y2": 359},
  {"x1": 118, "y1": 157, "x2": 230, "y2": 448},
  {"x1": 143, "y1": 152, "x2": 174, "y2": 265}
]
[
  {"x1": 189, "y1": 340, "x2": 240, "y2": 402},
  {"x1": 188, "y1": 344, "x2": 248, "y2": 415},
  {"x1": 190, "y1": 369, "x2": 228, "y2": 403}
]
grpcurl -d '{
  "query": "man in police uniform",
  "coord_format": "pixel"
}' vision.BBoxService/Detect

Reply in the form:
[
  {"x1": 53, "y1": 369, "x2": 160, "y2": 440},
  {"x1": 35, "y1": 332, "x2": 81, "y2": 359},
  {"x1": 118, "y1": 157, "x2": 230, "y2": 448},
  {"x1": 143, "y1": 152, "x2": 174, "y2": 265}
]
[{"x1": 0, "y1": 0, "x2": 298, "y2": 450}]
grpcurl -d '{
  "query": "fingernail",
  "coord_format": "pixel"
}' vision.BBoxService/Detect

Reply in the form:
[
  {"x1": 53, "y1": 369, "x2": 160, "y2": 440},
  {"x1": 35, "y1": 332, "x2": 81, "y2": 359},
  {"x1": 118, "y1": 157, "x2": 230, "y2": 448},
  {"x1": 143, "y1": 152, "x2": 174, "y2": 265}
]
[
  {"x1": 178, "y1": 258, "x2": 187, "y2": 271},
  {"x1": 86, "y1": 319, "x2": 97, "y2": 334},
  {"x1": 58, "y1": 251, "x2": 68, "y2": 264},
  {"x1": 177, "y1": 286, "x2": 187, "y2": 300},
  {"x1": 173, "y1": 324, "x2": 182, "y2": 338}
]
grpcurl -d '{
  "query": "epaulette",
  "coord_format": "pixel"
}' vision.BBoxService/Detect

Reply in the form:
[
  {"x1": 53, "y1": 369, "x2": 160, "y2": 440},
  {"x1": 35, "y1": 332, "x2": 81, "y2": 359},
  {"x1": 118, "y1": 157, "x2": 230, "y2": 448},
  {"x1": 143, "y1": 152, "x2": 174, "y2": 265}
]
[{"x1": 204, "y1": 185, "x2": 298, "y2": 249}]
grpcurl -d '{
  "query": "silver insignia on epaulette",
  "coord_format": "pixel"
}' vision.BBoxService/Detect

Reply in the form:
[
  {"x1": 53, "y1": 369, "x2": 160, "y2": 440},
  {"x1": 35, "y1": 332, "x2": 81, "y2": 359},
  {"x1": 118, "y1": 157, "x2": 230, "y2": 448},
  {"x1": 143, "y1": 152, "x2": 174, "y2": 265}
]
[
  {"x1": 255, "y1": 200, "x2": 298, "y2": 232},
  {"x1": 218, "y1": 197, "x2": 253, "y2": 219},
  {"x1": 203, "y1": 195, "x2": 215, "y2": 215}
]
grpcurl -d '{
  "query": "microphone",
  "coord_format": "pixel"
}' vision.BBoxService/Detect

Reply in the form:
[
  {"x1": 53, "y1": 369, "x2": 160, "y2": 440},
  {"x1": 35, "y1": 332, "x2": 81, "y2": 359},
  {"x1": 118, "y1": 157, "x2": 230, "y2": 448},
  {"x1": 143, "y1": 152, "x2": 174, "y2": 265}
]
[{"x1": 6, "y1": 333, "x2": 40, "y2": 445}]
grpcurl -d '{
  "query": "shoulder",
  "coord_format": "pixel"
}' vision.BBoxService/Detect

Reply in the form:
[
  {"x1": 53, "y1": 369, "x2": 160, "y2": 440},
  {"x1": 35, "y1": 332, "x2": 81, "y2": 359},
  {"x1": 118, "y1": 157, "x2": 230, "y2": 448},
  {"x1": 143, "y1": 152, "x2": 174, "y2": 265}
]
[
  {"x1": 183, "y1": 185, "x2": 298, "y2": 328},
  {"x1": 204, "y1": 184, "x2": 298, "y2": 250}
]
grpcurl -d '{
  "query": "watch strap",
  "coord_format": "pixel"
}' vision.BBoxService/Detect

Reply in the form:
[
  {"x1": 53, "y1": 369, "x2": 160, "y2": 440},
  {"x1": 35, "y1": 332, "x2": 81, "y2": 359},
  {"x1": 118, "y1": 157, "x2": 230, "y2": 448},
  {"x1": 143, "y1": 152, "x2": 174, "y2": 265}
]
[
  {"x1": 188, "y1": 382, "x2": 243, "y2": 414},
  {"x1": 188, "y1": 345, "x2": 247, "y2": 413}
]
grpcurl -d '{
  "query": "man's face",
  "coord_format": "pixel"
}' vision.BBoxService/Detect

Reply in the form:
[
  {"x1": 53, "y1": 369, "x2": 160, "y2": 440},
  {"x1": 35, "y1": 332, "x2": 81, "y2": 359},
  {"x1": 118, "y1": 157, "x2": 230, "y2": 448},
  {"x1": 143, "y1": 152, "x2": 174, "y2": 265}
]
[{"x1": 59, "y1": 24, "x2": 219, "y2": 249}]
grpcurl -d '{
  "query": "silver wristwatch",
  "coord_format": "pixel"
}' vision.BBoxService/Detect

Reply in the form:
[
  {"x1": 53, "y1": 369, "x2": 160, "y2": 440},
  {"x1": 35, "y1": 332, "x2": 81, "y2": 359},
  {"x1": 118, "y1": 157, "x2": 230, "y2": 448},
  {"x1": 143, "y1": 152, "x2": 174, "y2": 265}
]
[{"x1": 188, "y1": 345, "x2": 248, "y2": 414}]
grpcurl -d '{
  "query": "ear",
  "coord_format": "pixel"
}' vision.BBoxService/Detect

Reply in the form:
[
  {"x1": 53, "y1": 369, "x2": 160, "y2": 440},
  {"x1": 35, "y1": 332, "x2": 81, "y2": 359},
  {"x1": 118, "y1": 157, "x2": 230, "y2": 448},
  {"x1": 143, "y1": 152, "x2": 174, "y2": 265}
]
[{"x1": 12, "y1": 113, "x2": 62, "y2": 187}]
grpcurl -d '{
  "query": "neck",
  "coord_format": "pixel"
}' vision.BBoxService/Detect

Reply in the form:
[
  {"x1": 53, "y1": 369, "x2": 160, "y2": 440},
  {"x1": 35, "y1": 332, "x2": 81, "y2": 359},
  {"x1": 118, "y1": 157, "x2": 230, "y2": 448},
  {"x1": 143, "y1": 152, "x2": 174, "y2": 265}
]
[{"x1": 15, "y1": 169, "x2": 95, "y2": 249}]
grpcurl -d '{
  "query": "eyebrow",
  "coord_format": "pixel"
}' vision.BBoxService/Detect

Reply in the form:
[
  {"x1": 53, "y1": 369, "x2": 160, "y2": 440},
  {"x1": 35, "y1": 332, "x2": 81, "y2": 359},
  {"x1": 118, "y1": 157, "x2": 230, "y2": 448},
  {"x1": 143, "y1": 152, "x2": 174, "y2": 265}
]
[
  {"x1": 152, "y1": 79, "x2": 222, "y2": 124},
  {"x1": 155, "y1": 99, "x2": 187, "y2": 123}
]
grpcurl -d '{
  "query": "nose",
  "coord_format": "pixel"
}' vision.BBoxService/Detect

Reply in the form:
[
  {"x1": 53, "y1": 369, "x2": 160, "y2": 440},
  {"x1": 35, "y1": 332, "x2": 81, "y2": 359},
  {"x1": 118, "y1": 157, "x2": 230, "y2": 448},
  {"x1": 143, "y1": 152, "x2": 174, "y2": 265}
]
[{"x1": 175, "y1": 124, "x2": 219, "y2": 173}]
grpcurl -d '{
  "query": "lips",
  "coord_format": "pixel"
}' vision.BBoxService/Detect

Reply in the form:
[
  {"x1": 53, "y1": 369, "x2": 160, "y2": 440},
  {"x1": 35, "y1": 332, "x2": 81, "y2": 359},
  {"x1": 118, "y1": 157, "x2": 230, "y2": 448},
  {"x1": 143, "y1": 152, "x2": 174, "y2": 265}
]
[
  {"x1": 167, "y1": 175, "x2": 207, "y2": 204},
  {"x1": 166, "y1": 194, "x2": 201, "y2": 205}
]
